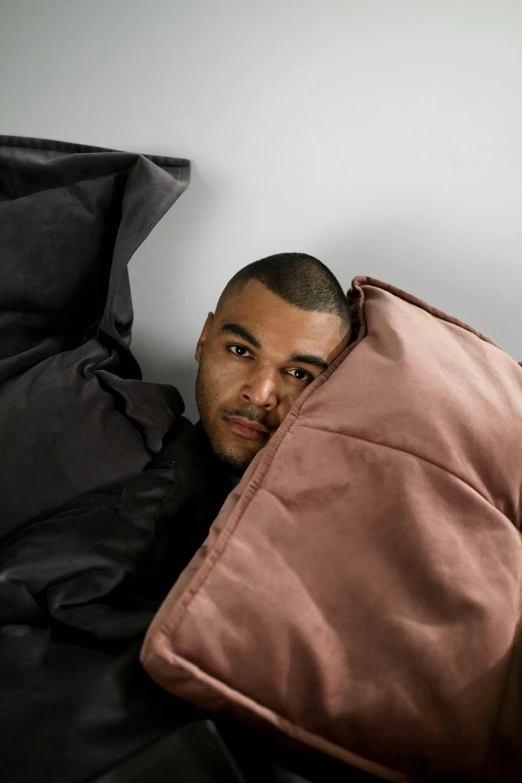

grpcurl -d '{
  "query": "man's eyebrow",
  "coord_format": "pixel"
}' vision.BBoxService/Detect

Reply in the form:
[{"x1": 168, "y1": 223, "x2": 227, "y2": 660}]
[
  {"x1": 289, "y1": 354, "x2": 328, "y2": 372},
  {"x1": 221, "y1": 323, "x2": 262, "y2": 349}
]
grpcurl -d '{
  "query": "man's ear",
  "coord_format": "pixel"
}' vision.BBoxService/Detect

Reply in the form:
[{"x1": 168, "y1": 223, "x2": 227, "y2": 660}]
[{"x1": 195, "y1": 313, "x2": 214, "y2": 363}]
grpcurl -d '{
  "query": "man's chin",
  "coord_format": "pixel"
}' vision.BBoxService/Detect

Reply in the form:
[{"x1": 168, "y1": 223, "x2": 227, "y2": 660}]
[
  {"x1": 215, "y1": 442, "x2": 256, "y2": 471},
  {"x1": 207, "y1": 419, "x2": 254, "y2": 466},
  {"x1": 213, "y1": 432, "x2": 262, "y2": 471}
]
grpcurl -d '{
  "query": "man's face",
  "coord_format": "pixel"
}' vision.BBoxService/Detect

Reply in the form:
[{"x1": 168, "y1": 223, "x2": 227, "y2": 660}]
[{"x1": 195, "y1": 280, "x2": 350, "y2": 470}]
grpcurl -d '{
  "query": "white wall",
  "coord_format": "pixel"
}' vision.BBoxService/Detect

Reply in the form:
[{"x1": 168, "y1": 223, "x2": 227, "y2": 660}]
[{"x1": 2, "y1": 0, "x2": 521, "y2": 421}]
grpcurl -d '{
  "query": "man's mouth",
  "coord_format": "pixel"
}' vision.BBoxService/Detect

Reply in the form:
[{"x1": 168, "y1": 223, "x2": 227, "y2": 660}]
[{"x1": 224, "y1": 417, "x2": 269, "y2": 442}]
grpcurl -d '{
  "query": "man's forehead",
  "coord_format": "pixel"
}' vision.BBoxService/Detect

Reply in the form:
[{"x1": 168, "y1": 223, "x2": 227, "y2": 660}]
[
  {"x1": 214, "y1": 279, "x2": 347, "y2": 352},
  {"x1": 217, "y1": 280, "x2": 335, "y2": 327}
]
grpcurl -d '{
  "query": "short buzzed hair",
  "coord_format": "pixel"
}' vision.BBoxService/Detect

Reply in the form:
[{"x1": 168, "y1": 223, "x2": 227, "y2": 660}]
[{"x1": 216, "y1": 253, "x2": 350, "y2": 336}]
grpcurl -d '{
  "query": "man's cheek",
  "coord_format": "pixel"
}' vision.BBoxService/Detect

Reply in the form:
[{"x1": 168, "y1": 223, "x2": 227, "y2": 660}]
[{"x1": 218, "y1": 365, "x2": 246, "y2": 398}]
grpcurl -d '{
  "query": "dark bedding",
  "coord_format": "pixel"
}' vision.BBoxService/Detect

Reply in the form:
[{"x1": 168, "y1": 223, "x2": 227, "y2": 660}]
[
  {"x1": 0, "y1": 136, "x2": 188, "y2": 535},
  {"x1": 0, "y1": 415, "x2": 253, "y2": 782}
]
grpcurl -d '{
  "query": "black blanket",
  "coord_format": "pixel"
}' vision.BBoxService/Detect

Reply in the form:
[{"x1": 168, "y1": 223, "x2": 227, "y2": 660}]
[
  {"x1": 0, "y1": 413, "x2": 248, "y2": 782},
  {"x1": 0, "y1": 136, "x2": 188, "y2": 534}
]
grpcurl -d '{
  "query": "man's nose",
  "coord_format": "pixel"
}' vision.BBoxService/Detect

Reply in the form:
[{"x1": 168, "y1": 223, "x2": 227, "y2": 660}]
[{"x1": 240, "y1": 370, "x2": 279, "y2": 410}]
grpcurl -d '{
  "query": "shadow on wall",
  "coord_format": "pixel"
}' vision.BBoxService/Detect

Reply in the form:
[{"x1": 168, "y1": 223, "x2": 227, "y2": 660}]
[
  {"x1": 131, "y1": 329, "x2": 199, "y2": 423},
  {"x1": 128, "y1": 163, "x2": 228, "y2": 426}
]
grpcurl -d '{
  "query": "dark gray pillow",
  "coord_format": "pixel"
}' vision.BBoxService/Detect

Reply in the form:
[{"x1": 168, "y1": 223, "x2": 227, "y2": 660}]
[{"x1": 0, "y1": 136, "x2": 190, "y2": 536}]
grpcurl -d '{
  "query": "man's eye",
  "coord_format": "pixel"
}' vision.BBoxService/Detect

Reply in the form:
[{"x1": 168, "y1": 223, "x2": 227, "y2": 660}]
[
  {"x1": 288, "y1": 368, "x2": 313, "y2": 381},
  {"x1": 229, "y1": 345, "x2": 251, "y2": 357}
]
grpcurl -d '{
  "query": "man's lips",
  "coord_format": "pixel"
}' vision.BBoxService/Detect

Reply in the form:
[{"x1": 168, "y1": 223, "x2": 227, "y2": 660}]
[{"x1": 224, "y1": 417, "x2": 269, "y2": 442}]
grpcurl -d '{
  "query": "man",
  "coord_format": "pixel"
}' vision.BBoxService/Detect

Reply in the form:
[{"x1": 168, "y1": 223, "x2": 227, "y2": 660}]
[
  {"x1": 192, "y1": 252, "x2": 352, "y2": 508},
  {"x1": 184, "y1": 252, "x2": 372, "y2": 783}
]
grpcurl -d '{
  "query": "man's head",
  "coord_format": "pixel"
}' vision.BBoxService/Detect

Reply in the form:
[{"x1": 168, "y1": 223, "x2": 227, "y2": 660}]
[{"x1": 195, "y1": 253, "x2": 351, "y2": 470}]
